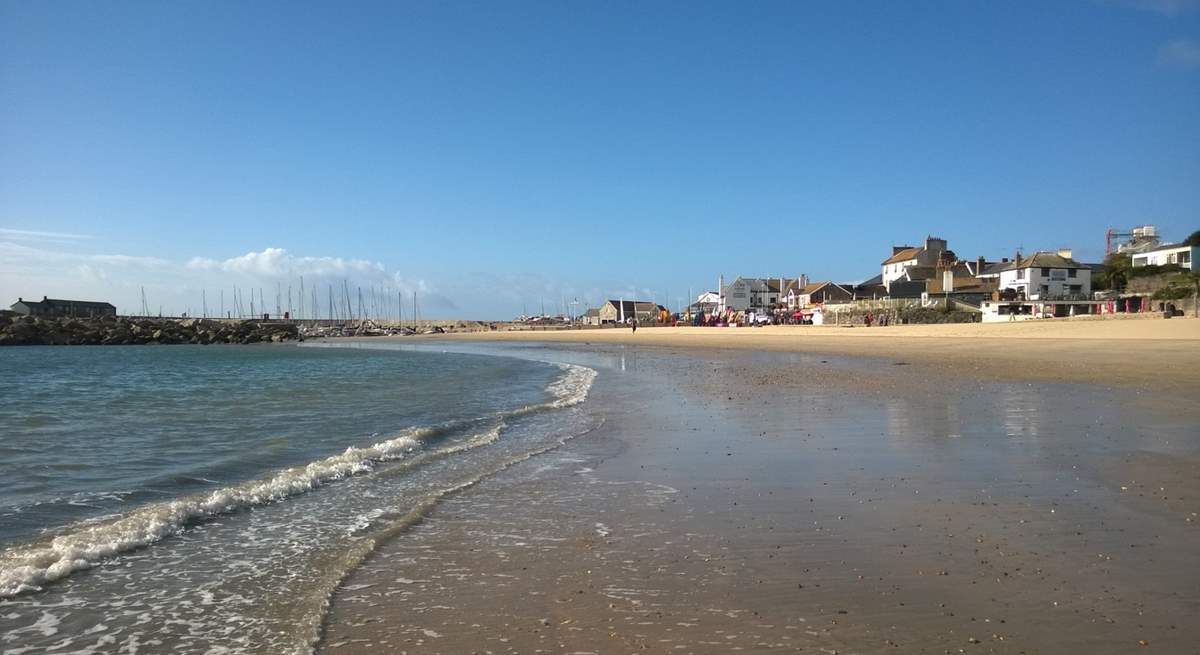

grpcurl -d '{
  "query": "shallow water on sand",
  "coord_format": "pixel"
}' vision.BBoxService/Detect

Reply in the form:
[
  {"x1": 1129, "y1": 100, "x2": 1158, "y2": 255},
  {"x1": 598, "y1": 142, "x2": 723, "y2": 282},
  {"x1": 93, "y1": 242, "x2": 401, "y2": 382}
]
[{"x1": 319, "y1": 343, "x2": 1200, "y2": 654}]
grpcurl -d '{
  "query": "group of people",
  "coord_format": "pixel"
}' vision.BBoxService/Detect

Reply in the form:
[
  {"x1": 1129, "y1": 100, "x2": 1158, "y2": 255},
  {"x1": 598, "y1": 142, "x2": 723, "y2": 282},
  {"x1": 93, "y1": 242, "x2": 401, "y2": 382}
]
[
  {"x1": 688, "y1": 308, "x2": 813, "y2": 327},
  {"x1": 862, "y1": 311, "x2": 892, "y2": 327}
]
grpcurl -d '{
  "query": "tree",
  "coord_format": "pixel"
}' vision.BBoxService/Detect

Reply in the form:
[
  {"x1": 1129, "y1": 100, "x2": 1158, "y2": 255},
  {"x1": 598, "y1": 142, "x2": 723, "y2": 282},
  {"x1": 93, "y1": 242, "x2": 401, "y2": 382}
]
[
  {"x1": 1093, "y1": 252, "x2": 1131, "y2": 291},
  {"x1": 1184, "y1": 230, "x2": 1200, "y2": 247}
]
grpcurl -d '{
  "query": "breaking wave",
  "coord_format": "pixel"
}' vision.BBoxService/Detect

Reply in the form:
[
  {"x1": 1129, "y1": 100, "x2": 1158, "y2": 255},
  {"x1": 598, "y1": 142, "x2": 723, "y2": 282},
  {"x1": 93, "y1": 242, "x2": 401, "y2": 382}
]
[{"x1": 0, "y1": 361, "x2": 597, "y2": 599}]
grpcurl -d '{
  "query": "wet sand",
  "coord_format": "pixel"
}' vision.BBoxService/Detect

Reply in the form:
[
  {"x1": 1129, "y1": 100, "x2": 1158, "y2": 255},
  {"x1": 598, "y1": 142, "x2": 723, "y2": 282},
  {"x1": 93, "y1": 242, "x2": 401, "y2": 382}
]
[{"x1": 319, "y1": 342, "x2": 1199, "y2": 654}]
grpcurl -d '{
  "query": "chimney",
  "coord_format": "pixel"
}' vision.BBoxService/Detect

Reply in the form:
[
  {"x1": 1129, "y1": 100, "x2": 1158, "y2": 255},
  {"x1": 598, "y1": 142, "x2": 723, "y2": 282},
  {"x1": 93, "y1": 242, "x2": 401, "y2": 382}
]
[
  {"x1": 1057, "y1": 248, "x2": 1073, "y2": 260},
  {"x1": 975, "y1": 256, "x2": 985, "y2": 276},
  {"x1": 1014, "y1": 251, "x2": 1022, "y2": 265},
  {"x1": 1002, "y1": 257, "x2": 1009, "y2": 263},
  {"x1": 943, "y1": 269, "x2": 955, "y2": 293},
  {"x1": 892, "y1": 245, "x2": 909, "y2": 255},
  {"x1": 925, "y1": 236, "x2": 947, "y2": 253}
]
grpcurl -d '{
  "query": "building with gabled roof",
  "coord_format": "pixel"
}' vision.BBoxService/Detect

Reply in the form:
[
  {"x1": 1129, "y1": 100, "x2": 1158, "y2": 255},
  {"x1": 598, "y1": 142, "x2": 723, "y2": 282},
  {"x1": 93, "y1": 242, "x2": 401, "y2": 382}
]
[
  {"x1": 783, "y1": 281, "x2": 853, "y2": 310},
  {"x1": 720, "y1": 277, "x2": 784, "y2": 313},
  {"x1": 598, "y1": 300, "x2": 667, "y2": 324},
  {"x1": 997, "y1": 250, "x2": 1091, "y2": 301},
  {"x1": 881, "y1": 237, "x2": 950, "y2": 291},
  {"x1": 10, "y1": 296, "x2": 117, "y2": 319}
]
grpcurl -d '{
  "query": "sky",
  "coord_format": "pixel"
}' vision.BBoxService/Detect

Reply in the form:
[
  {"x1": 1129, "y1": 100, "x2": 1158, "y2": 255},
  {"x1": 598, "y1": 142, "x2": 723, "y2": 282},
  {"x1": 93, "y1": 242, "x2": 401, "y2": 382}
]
[{"x1": 2, "y1": 0, "x2": 1198, "y2": 319}]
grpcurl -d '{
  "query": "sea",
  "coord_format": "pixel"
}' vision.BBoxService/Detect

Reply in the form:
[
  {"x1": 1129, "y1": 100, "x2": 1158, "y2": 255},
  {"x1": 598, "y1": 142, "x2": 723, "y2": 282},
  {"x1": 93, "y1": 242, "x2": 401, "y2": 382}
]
[{"x1": 0, "y1": 342, "x2": 598, "y2": 654}]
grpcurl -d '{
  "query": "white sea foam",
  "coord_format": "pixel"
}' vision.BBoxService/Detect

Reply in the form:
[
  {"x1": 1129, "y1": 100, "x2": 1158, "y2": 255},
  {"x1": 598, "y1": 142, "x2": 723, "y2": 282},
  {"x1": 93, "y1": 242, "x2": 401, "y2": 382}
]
[
  {"x1": 548, "y1": 363, "x2": 597, "y2": 407},
  {"x1": 501, "y1": 363, "x2": 597, "y2": 418},
  {"x1": 0, "y1": 362, "x2": 597, "y2": 602},
  {"x1": 0, "y1": 427, "x2": 431, "y2": 599}
]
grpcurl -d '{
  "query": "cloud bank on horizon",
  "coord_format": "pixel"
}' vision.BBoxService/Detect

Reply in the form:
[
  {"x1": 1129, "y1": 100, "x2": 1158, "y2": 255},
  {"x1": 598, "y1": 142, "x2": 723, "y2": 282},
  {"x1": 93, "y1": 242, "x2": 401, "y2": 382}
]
[
  {"x1": 0, "y1": 236, "x2": 449, "y2": 318},
  {"x1": 0, "y1": 234, "x2": 670, "y2": 319}
]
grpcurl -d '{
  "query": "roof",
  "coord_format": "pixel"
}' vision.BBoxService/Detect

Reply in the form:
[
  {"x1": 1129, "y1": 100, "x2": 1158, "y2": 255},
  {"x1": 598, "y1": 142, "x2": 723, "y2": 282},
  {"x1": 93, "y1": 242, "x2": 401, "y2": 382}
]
[
  {"x1": 800, "y1": 281, "x2": 852, "y2": 296},
  {"x1": 1001, "y1": 252, "x2": 1088, "y2": 271},
  {"x1": 978, "y1": 262, "x2": 1008, "y2": 276},
  {"x1": 604, "y1": 300, "x2": 666, "y2": 312},
  {"x1": 12, "y1": 297, "x2": 116, "y2": 309},
  {"x1": 582, "y1": 308, "x2": 600, "y2": 317},
  {"x1": 727, "y1": 277, "x2": 791, "y2": 293},
  {"x1": 904, "y1": 266, "x2": 937, "y2": 281},
  {"x1": 1137, "y1": 242, "x2": 1193, "y2": 255},
  {"x1": 882, "y1": 247, "x2": 922, "y2": 265}
]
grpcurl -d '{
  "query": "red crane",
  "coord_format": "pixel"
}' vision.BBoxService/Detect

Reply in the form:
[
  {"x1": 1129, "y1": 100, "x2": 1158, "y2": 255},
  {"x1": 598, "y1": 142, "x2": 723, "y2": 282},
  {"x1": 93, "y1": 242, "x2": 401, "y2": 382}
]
[{"x1": 1105, "y1": 228, "x2": 1133, "y2": 255}]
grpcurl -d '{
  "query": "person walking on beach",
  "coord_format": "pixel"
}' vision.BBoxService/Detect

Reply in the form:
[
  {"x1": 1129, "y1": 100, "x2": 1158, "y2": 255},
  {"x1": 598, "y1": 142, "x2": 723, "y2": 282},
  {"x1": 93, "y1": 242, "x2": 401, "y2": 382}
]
[{"x1": 631, "y1": 316, "x2": 638, "y2": 333}]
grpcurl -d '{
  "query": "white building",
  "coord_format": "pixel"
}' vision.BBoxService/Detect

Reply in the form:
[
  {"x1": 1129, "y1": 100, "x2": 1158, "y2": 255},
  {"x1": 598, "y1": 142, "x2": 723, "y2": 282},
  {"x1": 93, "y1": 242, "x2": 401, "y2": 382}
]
[
  {"x1": 881, "y1": 237, "x2": 949, "y2": 291},
  {"x1": 1131, "y1": 243, "x2": 1195, "y2": 270},
  {"x1": 687, "y1": 291, "x2": 721, "y2": 318},
  {"x1": 720, "y1": 277, "x2": 782, "y2": 312},
  {"x1": 997, "y1": 250, "x2": 1091, "y2": 300}
]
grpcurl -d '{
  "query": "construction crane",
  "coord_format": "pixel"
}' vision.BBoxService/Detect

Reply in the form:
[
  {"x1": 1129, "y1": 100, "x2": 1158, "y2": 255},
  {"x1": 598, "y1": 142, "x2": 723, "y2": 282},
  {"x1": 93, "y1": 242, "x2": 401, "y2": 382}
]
[{"x1": 1105, "y1": 225, "x2": 1159, "y2": 255}]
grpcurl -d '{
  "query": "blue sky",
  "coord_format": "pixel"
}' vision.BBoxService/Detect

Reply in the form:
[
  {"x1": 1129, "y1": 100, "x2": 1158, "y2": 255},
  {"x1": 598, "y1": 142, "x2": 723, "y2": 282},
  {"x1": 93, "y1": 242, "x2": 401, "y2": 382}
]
[{"x1": 2, "y1": 0, "x2": 1198, "y2": 318}]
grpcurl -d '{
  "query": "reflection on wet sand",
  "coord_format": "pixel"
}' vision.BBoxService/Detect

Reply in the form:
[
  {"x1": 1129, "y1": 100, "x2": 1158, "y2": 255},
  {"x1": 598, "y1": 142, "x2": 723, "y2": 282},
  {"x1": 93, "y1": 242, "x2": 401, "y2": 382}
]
[{"x1": 320, "y1": 343, "x2": 1200, "y2": 654}]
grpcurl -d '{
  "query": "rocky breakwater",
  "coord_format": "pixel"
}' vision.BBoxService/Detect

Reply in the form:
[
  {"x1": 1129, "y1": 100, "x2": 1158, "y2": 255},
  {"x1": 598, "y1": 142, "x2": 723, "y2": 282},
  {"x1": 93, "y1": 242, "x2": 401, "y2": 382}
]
[{"x1": 0, "y1": 316, "x2": 301, "y2": 346}]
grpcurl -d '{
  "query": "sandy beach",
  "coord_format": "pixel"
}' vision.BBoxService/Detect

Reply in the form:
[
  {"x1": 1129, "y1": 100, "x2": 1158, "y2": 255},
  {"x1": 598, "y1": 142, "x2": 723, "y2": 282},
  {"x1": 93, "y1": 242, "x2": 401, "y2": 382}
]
[
  {"x1": 319, "y1": 326, "x2": 1200, "y2": 654},
  {"x1": 435, "y1": 318, "x2": 1200, "y2": 393}
]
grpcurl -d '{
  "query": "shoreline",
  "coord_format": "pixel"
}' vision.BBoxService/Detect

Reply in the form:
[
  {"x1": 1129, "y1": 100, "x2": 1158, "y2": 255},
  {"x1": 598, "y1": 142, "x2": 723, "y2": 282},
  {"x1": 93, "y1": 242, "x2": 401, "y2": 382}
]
[{"x1": 356, "y1": 318, "x2": 1200, "y2": 393}]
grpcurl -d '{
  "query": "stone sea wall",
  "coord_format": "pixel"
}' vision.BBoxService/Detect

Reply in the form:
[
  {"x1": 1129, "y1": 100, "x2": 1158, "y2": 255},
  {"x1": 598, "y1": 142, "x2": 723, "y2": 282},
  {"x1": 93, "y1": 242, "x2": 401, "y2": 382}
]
[{"x1": 0, "y1": 316, "x2": 300, "y2": 346}]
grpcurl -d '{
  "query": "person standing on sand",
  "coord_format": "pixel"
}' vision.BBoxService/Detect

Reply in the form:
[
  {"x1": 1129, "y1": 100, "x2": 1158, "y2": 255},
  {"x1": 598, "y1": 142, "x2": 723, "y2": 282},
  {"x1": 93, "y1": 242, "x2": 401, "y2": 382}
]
[{"x1": 631, "y1": 316, "x2": 638, "y2": 333}]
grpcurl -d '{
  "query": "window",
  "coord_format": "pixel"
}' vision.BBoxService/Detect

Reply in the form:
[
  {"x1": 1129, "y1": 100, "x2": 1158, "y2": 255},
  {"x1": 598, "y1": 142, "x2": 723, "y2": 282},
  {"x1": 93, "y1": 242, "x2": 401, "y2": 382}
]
[
  {"x1": 1180, "y1": 251, "x2": 1191, "y2": 264},
  {"x1": 1068, "y1": 269, "x2": 1076, "y2": 278},
  {"x1": 1016, "y1": 269, "x2": 1025, "y2": 280},
  {"x1": 1041, "y1": 267, "x2": 1050, "y2": 276},
  {"x1": 1069, "y1": 284, "x2": 1081, "y2": 293}
]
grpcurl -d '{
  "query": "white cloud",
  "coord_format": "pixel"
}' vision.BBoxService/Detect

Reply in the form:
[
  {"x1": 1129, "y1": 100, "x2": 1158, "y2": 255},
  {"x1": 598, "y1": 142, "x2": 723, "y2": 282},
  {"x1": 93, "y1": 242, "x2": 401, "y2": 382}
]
[
  {"x1": 186, "y1": 247, "x2": 386, "y2": 278},
  {"x1": 1157, "y1": 38, "x2": 1200, "y2": 69},
  {"x1": 0, "y1": 241, "x2": 164, "y2": 268},
  {"x1": 0, "y1": 228, "x2": 92, "y2": 243}
]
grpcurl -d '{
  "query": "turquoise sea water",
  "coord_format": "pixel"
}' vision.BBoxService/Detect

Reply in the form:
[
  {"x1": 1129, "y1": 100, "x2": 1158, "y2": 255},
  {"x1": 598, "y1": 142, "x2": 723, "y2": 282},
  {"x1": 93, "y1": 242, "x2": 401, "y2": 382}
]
[{"x1": 0, "y1": 343, "x2": 597, "y2": 654}]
